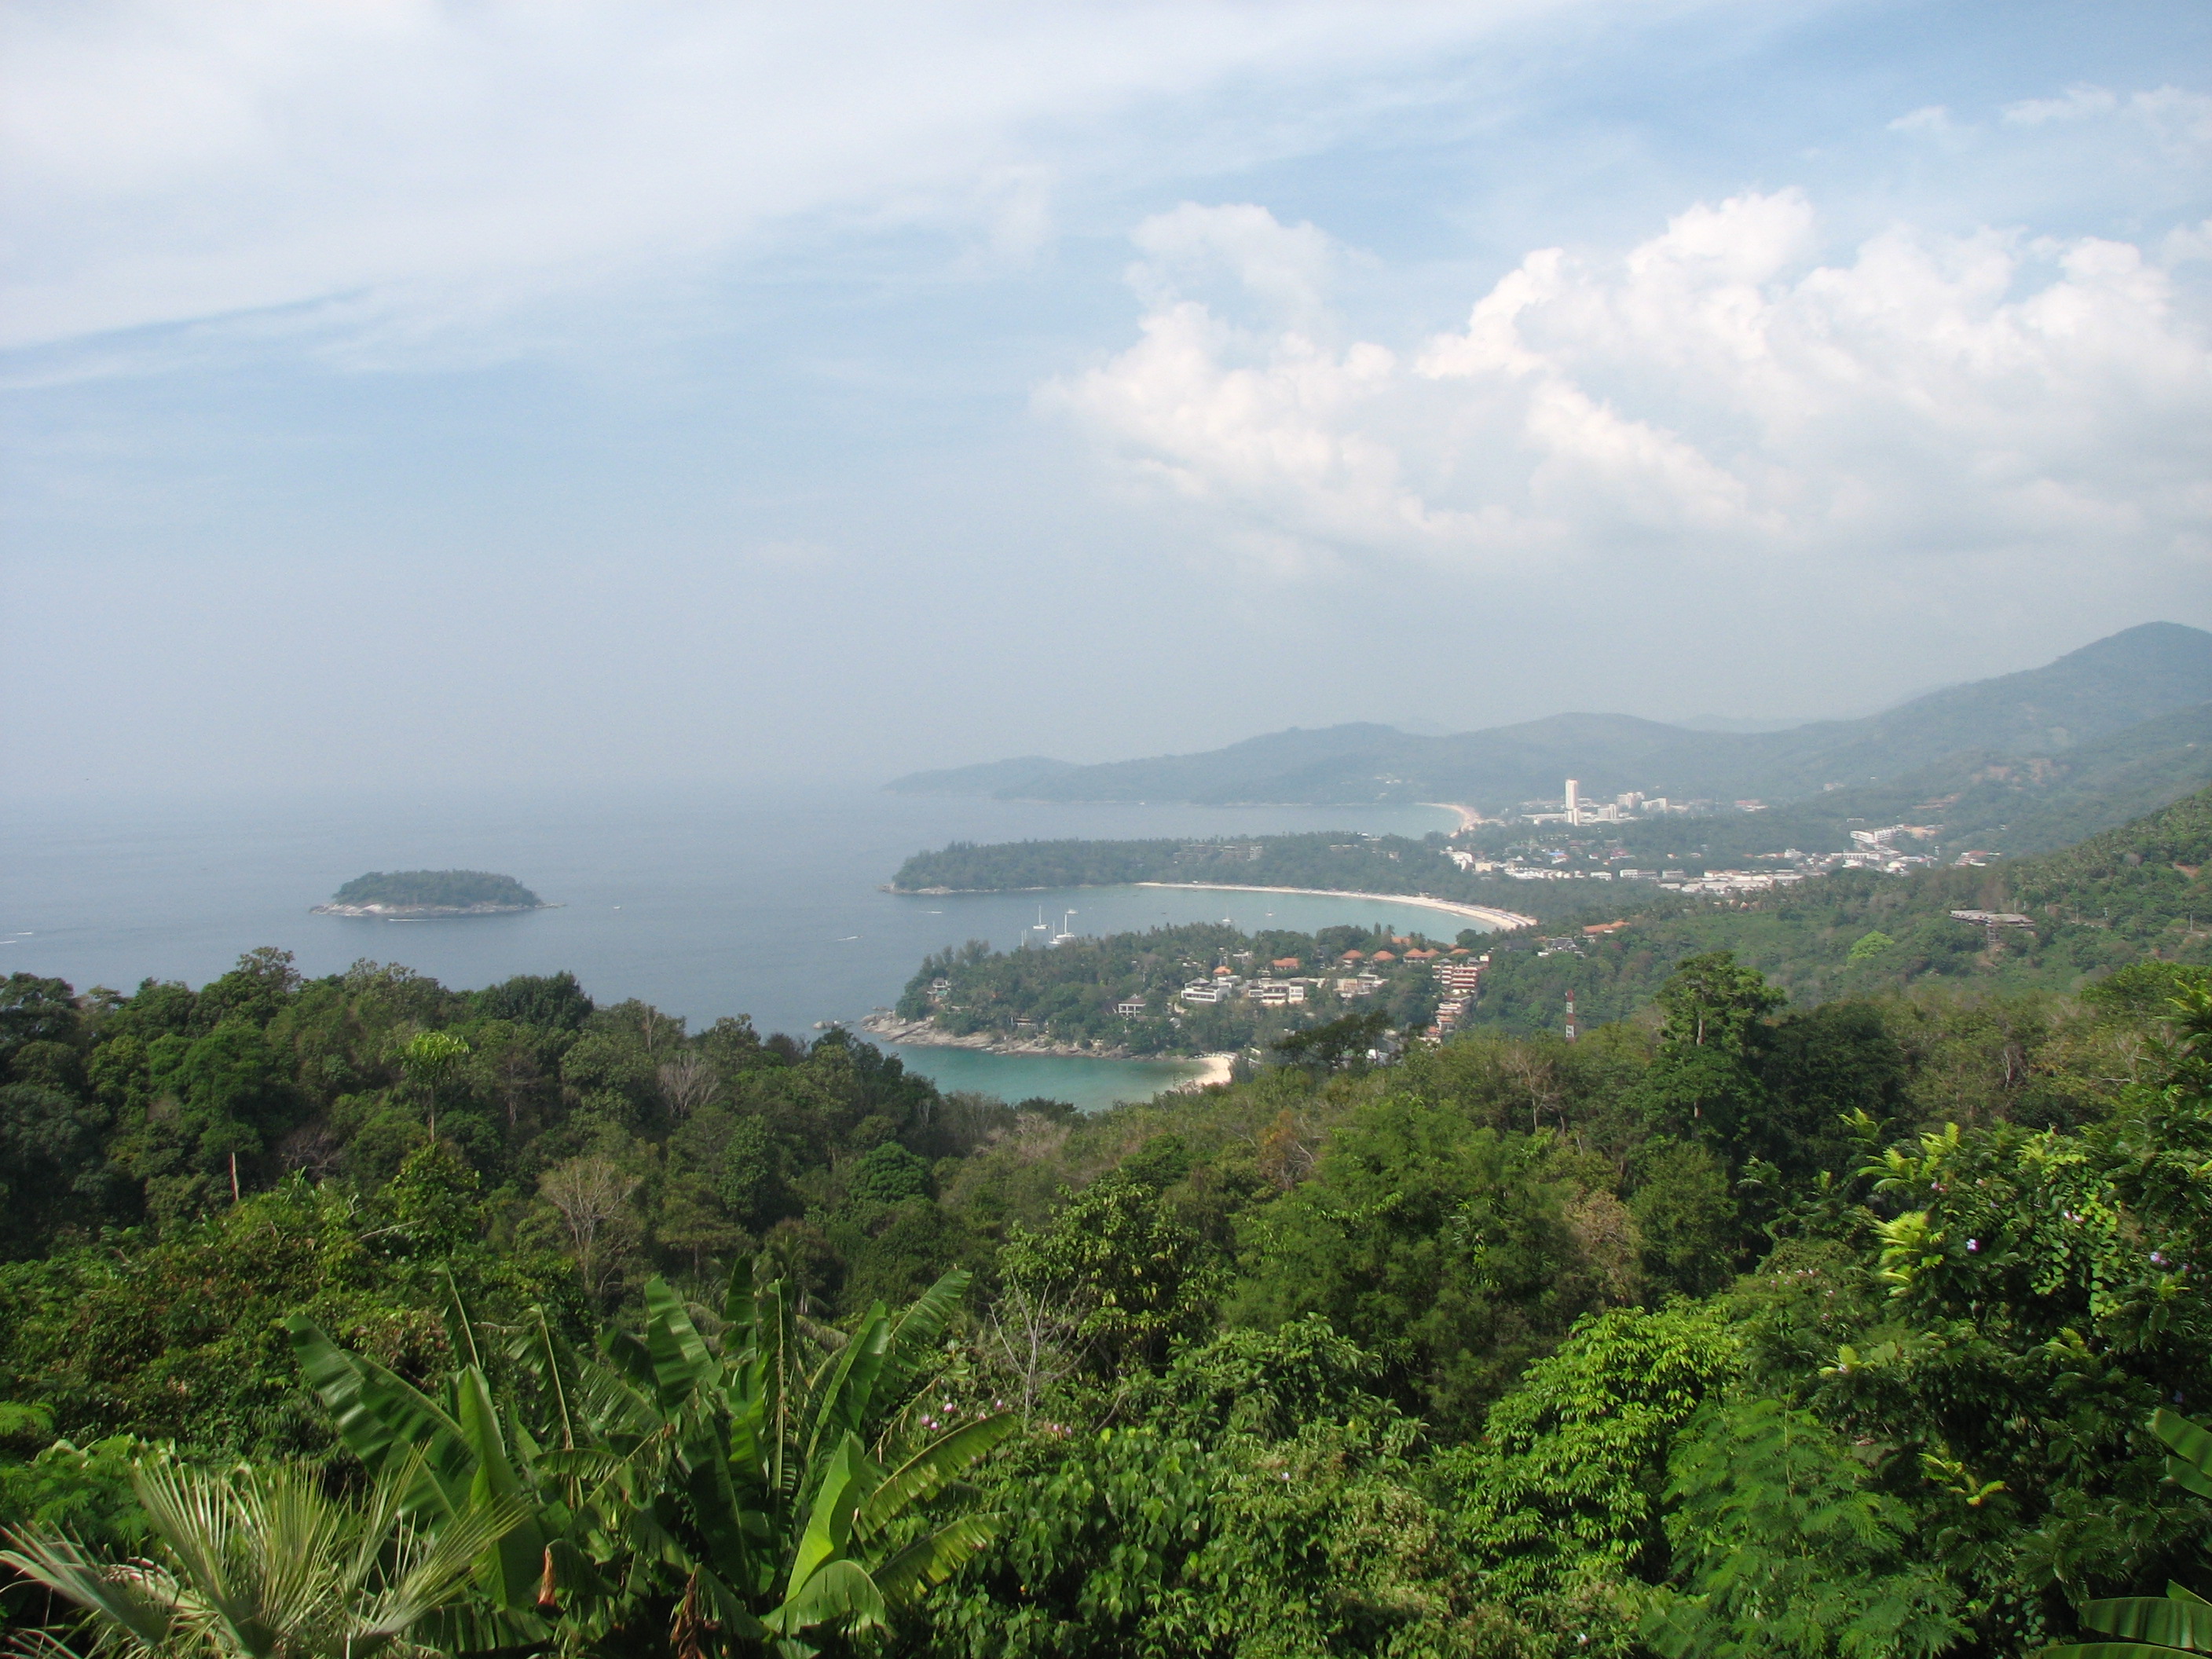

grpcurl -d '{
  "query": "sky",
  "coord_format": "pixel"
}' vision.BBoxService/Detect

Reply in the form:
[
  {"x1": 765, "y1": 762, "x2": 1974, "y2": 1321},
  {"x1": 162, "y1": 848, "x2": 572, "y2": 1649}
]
[{"x1": 3, "y1": 0, "x2": 2209, "y2": 801}]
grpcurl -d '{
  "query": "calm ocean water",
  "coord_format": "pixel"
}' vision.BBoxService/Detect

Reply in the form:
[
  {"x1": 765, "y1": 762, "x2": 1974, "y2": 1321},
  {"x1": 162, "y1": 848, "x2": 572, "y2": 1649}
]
[{"x1": 1, "y1": 784, "x2": 1463, "y2": 1111}]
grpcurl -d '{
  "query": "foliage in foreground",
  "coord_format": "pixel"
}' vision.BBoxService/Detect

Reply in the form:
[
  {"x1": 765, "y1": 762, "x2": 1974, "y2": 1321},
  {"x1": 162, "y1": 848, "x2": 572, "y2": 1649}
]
[{"x1": 7, "y1": 835, "x2": 2212, "y2": 1655}]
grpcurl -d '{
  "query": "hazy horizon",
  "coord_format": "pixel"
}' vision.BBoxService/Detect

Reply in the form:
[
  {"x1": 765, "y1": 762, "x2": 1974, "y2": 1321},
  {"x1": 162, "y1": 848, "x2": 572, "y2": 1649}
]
[{"x1": 5, "y1": 2, "x2": 2210, "y2": 805}]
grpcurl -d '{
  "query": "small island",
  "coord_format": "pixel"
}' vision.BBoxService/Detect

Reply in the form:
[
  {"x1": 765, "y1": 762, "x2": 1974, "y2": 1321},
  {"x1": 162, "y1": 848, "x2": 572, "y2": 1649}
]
[{"x1": 313, "y1": 869, "x2": 552, "y2": 918}]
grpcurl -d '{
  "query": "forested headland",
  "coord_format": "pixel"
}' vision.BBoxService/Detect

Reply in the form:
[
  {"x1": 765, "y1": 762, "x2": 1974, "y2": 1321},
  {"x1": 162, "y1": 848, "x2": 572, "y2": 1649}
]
[
  {"x1": 5, "y1": 791, "x2": 2212, "y2": 1657},
  {"x1": 888, "y1": 920, "x2": 1467, "y2": 1056},
  {"x1": 892, "y1": 831, "x2": 1602, "y2": 923},
  {"x1": 318, "y1": 870, "x2": 549, "y2": 915}
]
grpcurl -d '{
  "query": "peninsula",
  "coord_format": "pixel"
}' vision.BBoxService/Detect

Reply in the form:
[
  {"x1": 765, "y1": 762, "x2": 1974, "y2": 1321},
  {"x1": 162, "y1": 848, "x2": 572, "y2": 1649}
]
[{"x1": 313, "y1": 869, "x2": 551, "y2": 918}]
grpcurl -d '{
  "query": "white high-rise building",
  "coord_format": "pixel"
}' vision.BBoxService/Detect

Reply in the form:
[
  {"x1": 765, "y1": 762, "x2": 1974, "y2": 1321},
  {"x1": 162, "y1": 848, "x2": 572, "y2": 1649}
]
[{"x1": 1565, "y1": 778, "x2": 1581, "y2": 826}]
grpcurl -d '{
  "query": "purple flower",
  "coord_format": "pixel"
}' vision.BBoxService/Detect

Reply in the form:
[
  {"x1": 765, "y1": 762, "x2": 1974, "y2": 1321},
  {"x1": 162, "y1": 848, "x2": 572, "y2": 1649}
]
[{"x1": 1966, "y1": 1239, "x2": 1979, "y2": 1252}]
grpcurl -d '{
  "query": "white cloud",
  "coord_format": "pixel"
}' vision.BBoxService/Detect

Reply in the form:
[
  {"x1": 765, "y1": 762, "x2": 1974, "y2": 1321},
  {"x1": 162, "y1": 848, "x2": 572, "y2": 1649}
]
[
  {"x1": 2003, "y1": 84, "x2": 2120, "y2": 125},
  {"x1": 1887, "y1": 105, "x2": 1954, "y2": 136},
  {"x1": 0, "y1": 0, "x2": 1584, "y2": 352},
  {"x1": 1048, "y1": 192, "x2": 2212, "y2": 591},
  {"x1": 2001, "y1": 82, "x2": 2212, "y2": 152}
]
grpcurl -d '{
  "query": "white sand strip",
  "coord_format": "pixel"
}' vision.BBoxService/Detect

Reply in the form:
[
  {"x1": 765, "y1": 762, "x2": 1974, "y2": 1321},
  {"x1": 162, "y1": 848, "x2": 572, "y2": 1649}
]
[{"x1": 1131, "y1": 881, "x2": 1536, "y2": 931}]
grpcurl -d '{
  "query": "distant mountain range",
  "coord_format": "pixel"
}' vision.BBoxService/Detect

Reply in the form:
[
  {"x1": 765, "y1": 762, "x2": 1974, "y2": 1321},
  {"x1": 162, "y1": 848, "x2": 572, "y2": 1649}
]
[{"x1": 890, "y1": 623, "x2": 2212, "y2": 846}]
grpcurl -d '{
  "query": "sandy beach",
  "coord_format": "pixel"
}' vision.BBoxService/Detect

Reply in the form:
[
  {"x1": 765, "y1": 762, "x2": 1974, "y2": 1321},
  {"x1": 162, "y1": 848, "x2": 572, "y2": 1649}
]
[
  {"x1": 863, "y1": 1011, "x2": 1236, "y2": 1092},
  {"x1": 1130, "y1": 881, "x2": 1535, "y2": 931},
  {"x1": 1421, "y1": 802, "x2": 1487, "y2": 833},
  {"x1": 1172, "y1": 1053, "x2": 1236, "y2": 1090}
]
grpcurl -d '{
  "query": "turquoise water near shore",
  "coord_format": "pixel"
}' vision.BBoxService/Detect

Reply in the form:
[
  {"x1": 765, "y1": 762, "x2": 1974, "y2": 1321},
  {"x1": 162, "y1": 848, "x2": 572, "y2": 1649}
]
[{"x1": 2, "y1": 784, "x2": 1461, "y2": 1112}]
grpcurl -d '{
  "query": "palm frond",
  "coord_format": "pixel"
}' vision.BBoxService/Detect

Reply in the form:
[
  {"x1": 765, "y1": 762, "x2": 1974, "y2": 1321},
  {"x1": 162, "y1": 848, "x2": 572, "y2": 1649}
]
[{"x1": 0, "y1": 1529, "x2": 181, "y2": 1653}]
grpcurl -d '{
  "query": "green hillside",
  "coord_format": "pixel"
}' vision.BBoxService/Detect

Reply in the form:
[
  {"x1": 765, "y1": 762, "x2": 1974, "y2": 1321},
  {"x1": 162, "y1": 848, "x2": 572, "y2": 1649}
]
[{"x1": 1465, "y1": 782, "x2": 2212, "y2": 1034}]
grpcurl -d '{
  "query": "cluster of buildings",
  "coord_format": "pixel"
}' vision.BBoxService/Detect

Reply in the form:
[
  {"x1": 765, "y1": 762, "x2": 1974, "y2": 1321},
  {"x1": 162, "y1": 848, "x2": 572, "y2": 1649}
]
[
  {"x1": 1452, "y1": 781, "x2": 1976, "y2": 891},
  {"x1": 1658, "y1": 868, "x2": 1810, "y2": 895},
  {"x1": 1171, "y1": 941, "x2": 1490, "y2": 1026},
  {"x1": 1517, "y1": 780, "x2": 1698, "y2": 826},
  {"x1": 1426, "y1": 954, "x2": 1486, "y2": 1038},
  {"x1": 1176, "y1": 969, "x2": 1311, "y2": 1007}
]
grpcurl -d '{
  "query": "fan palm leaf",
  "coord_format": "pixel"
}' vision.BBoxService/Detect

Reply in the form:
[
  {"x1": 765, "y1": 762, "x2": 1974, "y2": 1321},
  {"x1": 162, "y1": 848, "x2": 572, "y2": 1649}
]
[{"x1": 1, "y1": 1448, "x2": 527, "y2": 1659}]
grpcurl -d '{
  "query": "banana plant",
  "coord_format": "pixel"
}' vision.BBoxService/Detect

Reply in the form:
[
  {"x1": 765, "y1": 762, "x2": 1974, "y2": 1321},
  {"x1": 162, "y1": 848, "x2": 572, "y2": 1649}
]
[
  {"x1": 2046, "y1": 1408, "x2": 2212, "y2": 1656},
  {"x1": 287, "y1": 1259, "x2": 1013, "y2": 1657}
]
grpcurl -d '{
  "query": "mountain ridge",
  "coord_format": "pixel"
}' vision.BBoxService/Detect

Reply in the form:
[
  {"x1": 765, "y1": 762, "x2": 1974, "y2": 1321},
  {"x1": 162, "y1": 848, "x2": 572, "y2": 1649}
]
[{"x1": 889, "y1": 622, "x2": 2212, "y2": 812}]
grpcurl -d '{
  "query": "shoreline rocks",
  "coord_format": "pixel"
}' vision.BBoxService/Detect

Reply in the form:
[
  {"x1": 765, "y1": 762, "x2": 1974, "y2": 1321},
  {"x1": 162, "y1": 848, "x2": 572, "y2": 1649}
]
[
  {"x1": 861, "y1": 1011, "x2": 1142, "y2": 1060},
  {"x1": 310, "y1": 901, "x2": 556, "y2": 918}
]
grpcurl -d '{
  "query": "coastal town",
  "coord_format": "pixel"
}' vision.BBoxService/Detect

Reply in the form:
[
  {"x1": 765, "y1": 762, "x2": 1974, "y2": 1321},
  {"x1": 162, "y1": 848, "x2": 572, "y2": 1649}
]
[{"x1": 1445, "y1": 776, "x2": 1968, "y2": 896}]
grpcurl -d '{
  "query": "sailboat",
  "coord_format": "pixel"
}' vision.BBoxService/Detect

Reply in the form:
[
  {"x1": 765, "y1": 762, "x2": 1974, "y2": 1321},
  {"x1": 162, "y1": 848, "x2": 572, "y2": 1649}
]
[{"x1": 1050, "y1": 909, "x2": 1078, "y2": 945}]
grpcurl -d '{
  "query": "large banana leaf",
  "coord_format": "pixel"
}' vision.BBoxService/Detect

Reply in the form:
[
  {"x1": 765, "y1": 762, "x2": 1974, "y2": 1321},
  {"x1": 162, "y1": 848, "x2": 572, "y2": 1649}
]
[
  {"x1": 505, "y1": 1306, "x2": 583, "y2": 1453},
  {"x1": 454, "y1": 1367, "x2": 551, "y2": 1613},
  {"x1": 805, "y1": 1304, "x2": 892, "y2": 1470},
  {"x1": 2158, "y1": 1410, "x2": 2212, "y2": 1500},
  {"x1": 870, "y1": 1514, "x2": 1005, "y2": 1610},
  {"x1": 770, "y1": 1559, "x2": 889, "y2": 1640},
  {"x1": 855, "y1": 1414, "x2": 1018, "y2": 1540},
  {"x1": 783, "y1": 1434, "x2": 873, "y2": 1603},
  {"x1": 643, "y1": 1279, "x2": 720, "y2": 1410},
  {"x1": 285, "y1": 1317, "x2": 471, "y2": 1513},
  {"x1": 2048, "y1": 1566, "x2": 2212, "y2": 1654},
  {"x1": 881, "y1": 1269, "x2": 969, "y2": 1395}
]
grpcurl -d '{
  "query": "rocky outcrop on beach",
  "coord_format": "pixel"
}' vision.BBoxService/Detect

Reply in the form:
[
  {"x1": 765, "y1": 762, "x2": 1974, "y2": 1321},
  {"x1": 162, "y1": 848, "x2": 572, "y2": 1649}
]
[
  {"x1": 860, "y1": 1012, "x2": 1135, "y2": 1060},
  {"x1": 312, "y1": 901, "x2": 551, "y2": 918}
]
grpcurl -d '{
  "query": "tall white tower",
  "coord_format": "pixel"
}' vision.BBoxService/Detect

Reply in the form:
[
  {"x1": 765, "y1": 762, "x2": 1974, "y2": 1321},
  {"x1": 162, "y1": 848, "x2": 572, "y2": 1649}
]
[{"x1": 1565, "y1": 778, "x2": 1581, "y2": 826}]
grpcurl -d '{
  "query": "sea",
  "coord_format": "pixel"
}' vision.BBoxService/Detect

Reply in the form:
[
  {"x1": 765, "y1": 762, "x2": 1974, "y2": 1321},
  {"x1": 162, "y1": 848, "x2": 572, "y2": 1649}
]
[{"x1": 0, "y1": 785, "x2": 1469, "y2": 1112}]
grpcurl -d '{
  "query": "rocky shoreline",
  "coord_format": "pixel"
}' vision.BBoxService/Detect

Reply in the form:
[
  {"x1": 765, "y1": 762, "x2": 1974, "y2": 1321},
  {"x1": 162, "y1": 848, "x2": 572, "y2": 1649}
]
[
  {"x1": 862, "y1": 1014, "x2": 1235, "y2": 1091},
  {"x1": 311, "y1": 901, "x2": 556, "y2": 919},
  {"x1": 860, "y1": 1012, "x2": 1139, "y2": 1058}
]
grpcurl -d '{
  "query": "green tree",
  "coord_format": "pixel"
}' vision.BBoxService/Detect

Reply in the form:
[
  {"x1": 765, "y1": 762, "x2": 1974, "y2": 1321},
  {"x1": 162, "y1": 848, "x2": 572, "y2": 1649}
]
[
  {"x1": 1851, "y1": 930, "x2": 1898, "y2": 964},
  {"x1": 2045, "y1": 1406, "x2": 2212, "y2": 1655},
  {"x1": 1230, "y1": 1094, "x2": 1603, "y2": 1429},
  {"x1": 1002, "y1": 1172, "x2": 1218, "y2": 1375},
  {"x1": 1443, "y1": 1300, "x2": 1745, "y2": 1617},
  {"x1": 1635, "y1": 954, "x2": 1784, "y2": 1153},
  {"x1": 926, "y1": 1318, "x2": 1466, "y2": 1659},
  {"x1": 400, "y1": 1030, "x2": 471, "y2": 1134},
  {"x1": 1643, "y1": 1397, "x2": 1964, "y2": 1658},
  {"x1": 383, "y1": 1138, "x2": 482, "y2": 1256}
]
